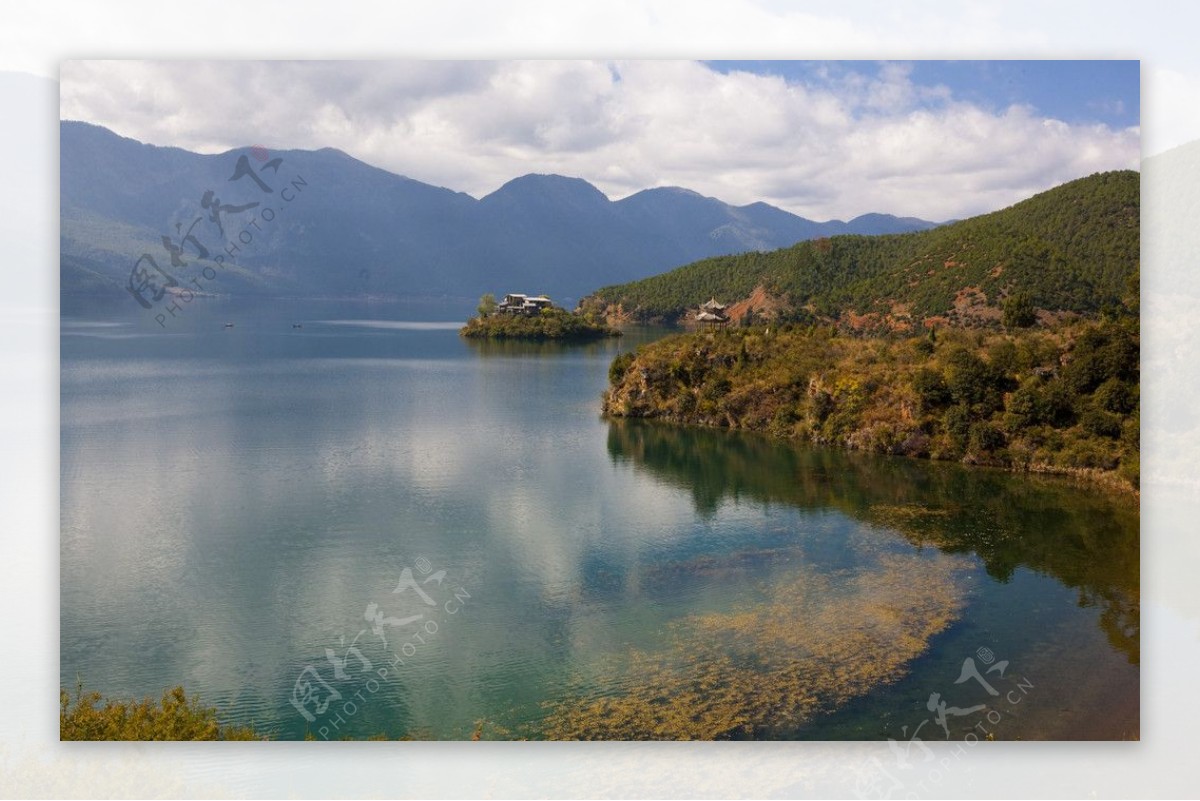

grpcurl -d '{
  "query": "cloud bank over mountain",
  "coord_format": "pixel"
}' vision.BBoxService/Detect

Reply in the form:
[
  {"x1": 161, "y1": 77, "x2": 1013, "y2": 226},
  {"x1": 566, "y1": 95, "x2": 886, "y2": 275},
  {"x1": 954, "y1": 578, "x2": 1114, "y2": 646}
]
[
  {"x1": 61, "y1": 60, "x2": 1140, "y2": 223},
  {"x1": 60, "y1": 121, "x2": 940, "y2": 300}
]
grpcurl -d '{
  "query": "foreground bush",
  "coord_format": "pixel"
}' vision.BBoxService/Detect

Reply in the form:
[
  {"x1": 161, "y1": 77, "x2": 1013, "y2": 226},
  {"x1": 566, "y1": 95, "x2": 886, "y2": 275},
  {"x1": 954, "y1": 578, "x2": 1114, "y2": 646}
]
[{"x1": 60, "y1": 685, "x2": 259, "y2": 741}]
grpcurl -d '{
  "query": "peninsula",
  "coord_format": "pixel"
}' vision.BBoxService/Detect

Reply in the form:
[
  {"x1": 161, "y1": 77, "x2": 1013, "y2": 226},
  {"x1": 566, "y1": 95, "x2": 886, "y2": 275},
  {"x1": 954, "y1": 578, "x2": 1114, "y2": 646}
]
[{"x1": 598, "y1": 172, "x2": 1140, "y2": 492}]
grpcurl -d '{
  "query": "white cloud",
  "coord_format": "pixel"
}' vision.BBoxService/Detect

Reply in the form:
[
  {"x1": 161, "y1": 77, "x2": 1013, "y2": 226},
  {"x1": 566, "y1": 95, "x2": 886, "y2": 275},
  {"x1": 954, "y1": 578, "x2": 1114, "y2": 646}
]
[{"x1": 60, "y1": 59, "x2": 1140, "y2": 222}]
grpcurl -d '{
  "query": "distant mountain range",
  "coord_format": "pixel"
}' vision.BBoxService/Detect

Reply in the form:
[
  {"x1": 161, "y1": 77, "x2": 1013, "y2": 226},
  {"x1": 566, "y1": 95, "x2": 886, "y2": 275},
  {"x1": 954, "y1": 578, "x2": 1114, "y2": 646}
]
[{"x1": 60, "y1": 121, "x2": 939, "y2": 302}]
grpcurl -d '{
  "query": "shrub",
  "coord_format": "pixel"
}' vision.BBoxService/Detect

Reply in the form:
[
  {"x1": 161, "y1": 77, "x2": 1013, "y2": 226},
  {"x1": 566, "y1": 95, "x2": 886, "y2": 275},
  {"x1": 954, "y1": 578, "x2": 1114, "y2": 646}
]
[
  {"x1": 1006, "y1": 383, "x2": 1041, "y2": 427},
  {"x1": 1080, "y1": 407, "x2": 1123, "y2": 439},
  {"x1": 928, "y1": 432, "x2": 962, "y2": 461},
  {"x1": 1094, "y1": 377, "x2": 1137, "y2": 414},
  {"x1": 943, "y1": 404, "x2": 973, "y2": 450},
  {"x1": 702, "y1": 377, "x2": 733, "y2": 402},
  {"x1": 1061, "y1": 323, "x2": 1139, "y2": 394},
  {"x1": 1121, "y1": 413, "x2": 1140, "y2": 451},
  {"x1": 987, "y1": 339, "x2": 1020, "y2": 374},
  {"x1": 912, "y1": 368, "x2": 951, "y2": 410},
  {"x1": 770, "y1": 405, "x2": 800, "y2": 434},
  {"x1": 808, "y1": 389, "x2": 835, "y2": 423},
  {"x1": 944, "y1": 349, "x2": 1009, "y2": 413},
  {"x1": 1002, "y1": 292, "x2": 1038, "y2": 328},
  {"x1": 60, "y1": 686, "x2": 258, "y2": 741},
  {"x1": 968, "y1": 421, "x2": 1006, "y2": 454},
  {"x1": 1118, "y1": 453, "x2": 1140, "y2": 487},
  {"x1": 609, "y1": 351, "x2": 636, "y2": 385},
  {"x1": 1057, "y1": 439, "x2": 1119, "y2": 471},
  {"x1": 1039, "y1": 381, "x2": 1077, "y2": 427}
]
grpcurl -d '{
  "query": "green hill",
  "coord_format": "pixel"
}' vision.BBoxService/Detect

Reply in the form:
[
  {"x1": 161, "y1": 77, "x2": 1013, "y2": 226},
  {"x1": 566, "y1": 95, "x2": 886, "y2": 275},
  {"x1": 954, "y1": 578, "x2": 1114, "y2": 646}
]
[
  {"x1": 583, "y1": 171, "x2": 1139, "y2": 330},
  {"x1": 602, "y1": 318, "x2": 1139, "y2": 491}
]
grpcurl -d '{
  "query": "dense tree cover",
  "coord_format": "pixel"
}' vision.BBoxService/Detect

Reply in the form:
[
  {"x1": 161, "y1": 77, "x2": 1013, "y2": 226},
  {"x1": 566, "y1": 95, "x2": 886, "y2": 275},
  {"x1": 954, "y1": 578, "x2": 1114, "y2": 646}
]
[
  {"x1": 603, "y1": 317, "x2": 1139, "y2": 491},
  {"x1": 60, "y1": 685, "x2": 259, "y2": 740},
  {"x1": 584, "y1": 171, "x2": 1139, "y2": 327},
  {"x1": 461, "y1": 305, "x2": 622, "y2": 341}
]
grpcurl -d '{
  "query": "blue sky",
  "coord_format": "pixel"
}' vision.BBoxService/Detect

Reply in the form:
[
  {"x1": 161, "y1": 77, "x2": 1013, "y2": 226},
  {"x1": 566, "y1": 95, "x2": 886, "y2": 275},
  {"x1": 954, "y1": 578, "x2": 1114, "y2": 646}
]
[{"x1": 707, "y1": 60, "x2": 1140, "y2": 128}]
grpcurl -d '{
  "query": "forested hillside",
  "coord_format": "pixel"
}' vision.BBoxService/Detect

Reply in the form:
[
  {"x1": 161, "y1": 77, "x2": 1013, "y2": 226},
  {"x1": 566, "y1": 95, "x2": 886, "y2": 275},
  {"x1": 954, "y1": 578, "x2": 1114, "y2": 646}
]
[{"x1": 585, "y1": 171, "x2": 1138, "y2": 329}]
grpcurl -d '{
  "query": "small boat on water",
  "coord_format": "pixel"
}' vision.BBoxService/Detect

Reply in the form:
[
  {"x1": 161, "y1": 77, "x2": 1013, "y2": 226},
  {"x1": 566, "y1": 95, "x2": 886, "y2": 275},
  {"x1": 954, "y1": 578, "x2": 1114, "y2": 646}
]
[{"x1": 223, "y1": 322, "x2": 235, "y2": 328}]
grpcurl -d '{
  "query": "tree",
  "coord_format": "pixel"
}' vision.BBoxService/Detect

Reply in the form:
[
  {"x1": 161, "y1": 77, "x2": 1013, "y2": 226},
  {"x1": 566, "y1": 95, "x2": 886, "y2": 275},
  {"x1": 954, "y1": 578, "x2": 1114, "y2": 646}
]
[
  {"x1": 913, "y1": 368, "x2": 951, "y2": 409},
  {"x1": 477, "y1": 293, "x2": 496, "y2": 317},
  {"x1": 1002, "y1": 292, "x2": 1037, "y2": 329}
]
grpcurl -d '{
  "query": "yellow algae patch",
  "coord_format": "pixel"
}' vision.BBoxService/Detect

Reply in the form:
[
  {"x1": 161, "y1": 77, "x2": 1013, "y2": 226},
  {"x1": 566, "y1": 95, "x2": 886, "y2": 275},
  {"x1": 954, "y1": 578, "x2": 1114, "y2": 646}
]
[
  {"x1": 869, "y1": 504, "x2": 952, "y2": 522},
  {"x1": 542, "y1": 550, "x2": 970, "y2": 740},
  {"x1": 866, "y1": 504, "x2": 957, "y2": 542}
]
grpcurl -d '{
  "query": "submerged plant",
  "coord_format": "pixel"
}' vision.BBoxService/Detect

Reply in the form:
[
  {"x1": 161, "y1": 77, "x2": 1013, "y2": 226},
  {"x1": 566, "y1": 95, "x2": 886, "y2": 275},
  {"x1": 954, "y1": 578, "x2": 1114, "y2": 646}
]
[{"x1": 542, "y1": 542, "x2": 970, "y2": 740}]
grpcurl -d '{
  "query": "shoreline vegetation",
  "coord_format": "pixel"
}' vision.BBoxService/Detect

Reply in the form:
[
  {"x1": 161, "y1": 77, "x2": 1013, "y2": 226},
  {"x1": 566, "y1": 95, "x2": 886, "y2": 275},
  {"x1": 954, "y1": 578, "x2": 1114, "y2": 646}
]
[
  {"x1": 461, "y1": 293, "x2": 622, "y2": 341},
  {"x1": 58, "y1": 685, "x2": 437, "y2": 741},
  {"x1": 60, "y1": 685, "x2": 260, "y2": 741},
  {"x1": 602, "y1": 317, "x2": 1139, "y2": 494}
]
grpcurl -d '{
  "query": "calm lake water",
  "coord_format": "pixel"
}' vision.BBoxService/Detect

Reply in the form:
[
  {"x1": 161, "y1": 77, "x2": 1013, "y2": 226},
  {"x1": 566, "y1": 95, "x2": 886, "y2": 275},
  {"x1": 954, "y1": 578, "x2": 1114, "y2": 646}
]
[{"x1": 60, "y1": 297, "x2": 1138, "y2": 740}]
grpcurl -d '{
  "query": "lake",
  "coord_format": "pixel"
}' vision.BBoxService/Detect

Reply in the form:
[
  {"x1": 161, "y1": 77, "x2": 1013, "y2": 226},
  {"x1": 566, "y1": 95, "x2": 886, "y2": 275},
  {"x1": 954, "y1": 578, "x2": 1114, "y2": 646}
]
[{"x1": 60, "y1": 297, "x2": 1138, "y2": 740}]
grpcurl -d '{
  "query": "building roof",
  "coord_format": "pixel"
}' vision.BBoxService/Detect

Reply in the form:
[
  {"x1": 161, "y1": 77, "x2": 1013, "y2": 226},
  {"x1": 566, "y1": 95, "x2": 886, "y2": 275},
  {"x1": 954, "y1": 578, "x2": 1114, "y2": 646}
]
[{"x1": 695, "y1": 311, "x2": 727, "y2": 322}]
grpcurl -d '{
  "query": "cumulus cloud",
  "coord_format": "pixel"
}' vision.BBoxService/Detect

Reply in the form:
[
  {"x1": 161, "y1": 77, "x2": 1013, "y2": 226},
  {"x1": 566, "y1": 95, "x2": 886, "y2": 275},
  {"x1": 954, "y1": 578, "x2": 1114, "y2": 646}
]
[{"x1": 60, "y1": 60, "x2": 1139, "y2": 221}]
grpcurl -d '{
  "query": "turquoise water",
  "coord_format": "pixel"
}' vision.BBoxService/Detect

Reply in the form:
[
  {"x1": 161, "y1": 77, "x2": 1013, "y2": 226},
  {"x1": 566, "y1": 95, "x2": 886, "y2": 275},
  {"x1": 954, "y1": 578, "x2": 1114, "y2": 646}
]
[{"x1": 60, "y1": 297, "x2": 1138, "y2": 740}]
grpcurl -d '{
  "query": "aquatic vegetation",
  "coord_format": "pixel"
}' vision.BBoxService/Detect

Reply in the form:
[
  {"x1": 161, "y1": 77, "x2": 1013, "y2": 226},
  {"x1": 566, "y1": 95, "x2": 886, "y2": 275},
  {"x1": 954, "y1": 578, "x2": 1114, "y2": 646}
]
[
  {"x1": 607, "y1": 418, "x2": 1140, "y2": 666},
  {"x1": 542, "y1": 548, "x2": 970, "y2": 740}
]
